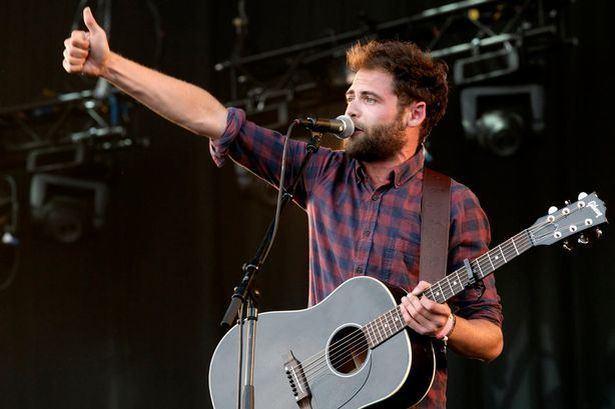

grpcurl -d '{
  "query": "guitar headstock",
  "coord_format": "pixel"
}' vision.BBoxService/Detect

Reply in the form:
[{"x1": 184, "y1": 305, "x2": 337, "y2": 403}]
[{"x1": 529, "y1": 192, "x2": 607, "y2": 248}]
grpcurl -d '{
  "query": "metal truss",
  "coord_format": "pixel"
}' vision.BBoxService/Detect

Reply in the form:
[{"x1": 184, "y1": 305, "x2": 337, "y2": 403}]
[
  {"x1": 0, "y1": 1, "x2": 570, "y2": 168},
  {"x1": 0, "y1": 81, "x2": 147, "y2": 173},
  {"x1": 216, "y1": 0, "x2": 571, "y2": 129}
]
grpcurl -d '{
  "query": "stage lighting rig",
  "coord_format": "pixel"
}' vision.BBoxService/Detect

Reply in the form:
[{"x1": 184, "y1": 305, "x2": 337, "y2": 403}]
[
  {"x1": 215, "y1": 0, "x2": 566, "y2": 118},
  {"x1": 0, "y1": 87, "x2": 147, "y2": 173}
]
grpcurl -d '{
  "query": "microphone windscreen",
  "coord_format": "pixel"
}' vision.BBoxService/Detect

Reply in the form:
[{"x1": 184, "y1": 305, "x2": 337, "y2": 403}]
[{"x1": 335, "y1": 115, "x2": 355, "y2": 139}]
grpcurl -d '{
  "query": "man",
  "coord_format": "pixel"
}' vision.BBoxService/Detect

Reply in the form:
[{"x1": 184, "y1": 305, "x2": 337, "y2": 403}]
[{"x1": 63, "y1": 7, "x2": 503, "y2": 408}]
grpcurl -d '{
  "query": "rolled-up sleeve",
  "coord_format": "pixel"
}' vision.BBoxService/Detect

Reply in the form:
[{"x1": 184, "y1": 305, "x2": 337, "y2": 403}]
[
  {"x1": 209, "y1": 107, "x2": 342, "y2": 208},
  {"x1": 209, "y1": 108, "x2": 248, "y2": 168},
  {"x1": 209, "y1": 107, "x2": 305, "y2": 195}
]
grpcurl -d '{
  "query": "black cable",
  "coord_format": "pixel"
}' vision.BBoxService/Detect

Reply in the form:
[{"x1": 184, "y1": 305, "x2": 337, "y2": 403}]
[{"x1": 259, "y1": 121, "x2": 296, "y2": 264}]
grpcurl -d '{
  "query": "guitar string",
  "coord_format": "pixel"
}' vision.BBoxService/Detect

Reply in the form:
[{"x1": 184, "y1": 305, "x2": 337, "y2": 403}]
[
  {"x1": 302, "y1": 209, "x2": 593, "y2": 382},
  {"x1": 301, "y1": 211, "x2": 596, "y2": 382},
  {"x1": 295, "y1": 230, "x2": 524, "y2": 377},
  {"x1": 304, "y1": 215, "x2": 592, "y2": 382},
  {"x1": 292, "y1": 210, "x2": 590, "y2": 384},
  {"x1": 304, "y1": 311, "x2": 406, "y2": 386},
  {"x1": 301, "y1": 231, "x2": 576, "y2": 386},
  {"x1": 299, "y1": 221, "x2": 554, "y2": 380},
  {"x1": 302, "y1": 240, "x2": 532, "y2": 383},
  {"x1": 297, "y1": 226, "x2": 537, "y2": 376},
  {"x1": 300, "y1": 237, "x2": 535, "y2": 383},
  {"x1": 300, "y1": 217, "x2": 567, "y2": 382},
  {"x1": 293, "y1": 207, "x2": 582, "y2": 375}
]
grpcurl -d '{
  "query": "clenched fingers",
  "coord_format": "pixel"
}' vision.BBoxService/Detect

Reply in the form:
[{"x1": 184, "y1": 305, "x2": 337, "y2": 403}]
[
  {"x1": 62, "y1": 59, "x2": 83, "y2": 74},
  {"x1": 64, "y1": 40, "x2": 88, "y2": 58},
  {"x1": 69, "y1": 30, "x2": 90, "y2": 49},
  {"x1": 63, "y1": 31, "x2": 90, "y2": 73},
  {"x1": 62, "y1": 49, "x2": 85, "y2": 66}
]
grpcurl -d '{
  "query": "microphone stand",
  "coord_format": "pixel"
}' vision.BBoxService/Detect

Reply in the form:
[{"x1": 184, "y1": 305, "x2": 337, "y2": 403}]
[{"x1": 220, "y1": 128, "x2": 323, "y2": 409}]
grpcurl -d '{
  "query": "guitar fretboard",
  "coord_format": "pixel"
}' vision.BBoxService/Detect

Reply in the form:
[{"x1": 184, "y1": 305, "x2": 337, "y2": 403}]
[{"x1": 361, "y1": 229, "x2": 534, "y2": 348}]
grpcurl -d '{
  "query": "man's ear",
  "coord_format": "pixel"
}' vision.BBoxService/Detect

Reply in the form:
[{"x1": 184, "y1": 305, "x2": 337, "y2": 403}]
[{"x1": 405, "y1": 101, "x2": 427, "y2": 128}]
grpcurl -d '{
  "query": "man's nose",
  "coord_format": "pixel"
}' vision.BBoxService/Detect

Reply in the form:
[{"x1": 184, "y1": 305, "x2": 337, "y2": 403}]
[{"x1": 345, "y1": 101, "x2": 359, "y2": 118}]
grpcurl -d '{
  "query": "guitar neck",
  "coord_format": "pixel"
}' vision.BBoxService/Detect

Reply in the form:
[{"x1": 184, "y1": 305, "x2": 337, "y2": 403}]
[
  {"x1": 423, "y1": 228, "x2": 534, "y2": 304},
  {"x1": 362, "y1": 229, "x2": 535, "y2": 348}
]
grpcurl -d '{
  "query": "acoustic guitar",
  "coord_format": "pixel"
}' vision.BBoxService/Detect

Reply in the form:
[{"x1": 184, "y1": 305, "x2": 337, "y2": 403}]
[{"x1": 209, "y1": 192, "x2": 607, "y2": 409}]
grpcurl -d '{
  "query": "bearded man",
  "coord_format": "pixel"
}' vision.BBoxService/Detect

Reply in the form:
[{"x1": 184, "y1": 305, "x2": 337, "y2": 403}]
[{"x1": 63, "y1": 7, "x2": 503, "y2": 408}]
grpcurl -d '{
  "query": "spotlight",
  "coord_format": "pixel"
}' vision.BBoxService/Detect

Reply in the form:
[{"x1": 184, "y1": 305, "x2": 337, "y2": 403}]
[
  {"x1": 474, "y1": 109, "x2": 525, "y2": 157},
  {"x1": 30, "y1": 174, "x2": 109, "y2": 243},
  {"x1": 460, "y1": 85, "x2": 545, "y2": 156},
  {"x1": 453, "y1": 44, "x2": 520, "y2": 85}
]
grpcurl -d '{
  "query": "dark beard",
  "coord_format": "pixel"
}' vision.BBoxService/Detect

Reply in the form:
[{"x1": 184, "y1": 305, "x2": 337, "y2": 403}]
[{"x1": 344, "y1": 117, "x2": 407, "y2": 162}]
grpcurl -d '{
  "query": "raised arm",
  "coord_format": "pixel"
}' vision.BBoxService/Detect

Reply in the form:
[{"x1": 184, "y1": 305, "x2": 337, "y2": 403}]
[{"x1": 62, "y1": 7, "x2": 228, "y2": 139}]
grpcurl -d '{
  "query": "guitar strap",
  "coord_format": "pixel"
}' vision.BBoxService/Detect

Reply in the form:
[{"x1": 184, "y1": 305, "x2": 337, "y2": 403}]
[{"x1": 419, "y1": 168, "x2": 451, "y2": 284}]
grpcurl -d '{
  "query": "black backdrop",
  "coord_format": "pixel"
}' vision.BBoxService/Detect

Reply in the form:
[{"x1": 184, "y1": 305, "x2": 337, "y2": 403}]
[{"x1": 1, "y1": 1, "x2": 614, "y2": 408}]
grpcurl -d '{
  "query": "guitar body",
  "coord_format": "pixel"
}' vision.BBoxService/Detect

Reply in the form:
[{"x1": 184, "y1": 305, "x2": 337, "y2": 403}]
[{"x1": 209, "y1": 276, "x2": 436, "y2": 409}]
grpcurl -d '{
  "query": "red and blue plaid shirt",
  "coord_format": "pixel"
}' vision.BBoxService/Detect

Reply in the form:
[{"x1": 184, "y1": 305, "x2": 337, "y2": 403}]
[{"x1": 210, "y1": 108, "x2": 503, "y2": 408}]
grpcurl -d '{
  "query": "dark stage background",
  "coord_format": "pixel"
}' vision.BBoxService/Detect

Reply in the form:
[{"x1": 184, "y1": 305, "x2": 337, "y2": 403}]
[{"x1": 1, "y1": 1, "x2": 614, "y2": 408}]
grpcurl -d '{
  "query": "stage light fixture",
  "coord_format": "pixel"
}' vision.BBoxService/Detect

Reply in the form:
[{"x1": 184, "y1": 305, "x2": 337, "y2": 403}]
[
  {"x1": 460, "y1": 84, "x2": 545, "y2": 157},
  {"x1": 453, "y1": 44, "x2": 520, "y2": 85},
  {"x1": 30, "y1": 173, "x2": 109, "y2": 243}
]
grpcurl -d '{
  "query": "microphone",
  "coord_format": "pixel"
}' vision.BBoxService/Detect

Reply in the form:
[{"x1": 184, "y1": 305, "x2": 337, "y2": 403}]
[{"x1": 297, "y1": 115, "x2": 355, "y2": 139}]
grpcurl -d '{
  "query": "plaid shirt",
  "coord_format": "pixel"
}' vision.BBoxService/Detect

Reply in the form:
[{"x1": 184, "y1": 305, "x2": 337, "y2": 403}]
[{"x1": 210, "y1": 108, "x2": 503, "y2": 409}]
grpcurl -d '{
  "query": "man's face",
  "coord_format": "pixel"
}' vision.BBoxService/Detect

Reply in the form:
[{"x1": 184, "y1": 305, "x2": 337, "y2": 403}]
[{"x1": 343, "y1": 69, "x2": 408, "y2": 162}]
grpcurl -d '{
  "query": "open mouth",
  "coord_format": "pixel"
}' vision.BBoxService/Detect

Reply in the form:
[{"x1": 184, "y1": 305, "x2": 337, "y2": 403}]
[{"x1": 352, "y1": 125, "x2": 365, "y2": 137}]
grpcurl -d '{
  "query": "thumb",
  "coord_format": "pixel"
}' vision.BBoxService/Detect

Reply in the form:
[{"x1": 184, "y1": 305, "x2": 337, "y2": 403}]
[{"x1": 83, "y1": 7, "x2": 101, "y2": 33}]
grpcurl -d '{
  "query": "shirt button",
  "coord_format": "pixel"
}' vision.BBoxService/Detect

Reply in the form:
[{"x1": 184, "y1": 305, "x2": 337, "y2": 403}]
[
  {"x1": 371, "y1": 194, "x2": 380, "y2": 201},
  {"x1": 363, "y1": 230, "x2": 370, "y2": 237},
  {"x1": 356, "y1": 266, "x2": 363, "y2": 274}
]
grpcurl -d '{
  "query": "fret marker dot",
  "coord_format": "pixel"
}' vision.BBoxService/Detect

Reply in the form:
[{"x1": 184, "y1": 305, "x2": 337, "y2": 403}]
[
  {"x1": 453, "y1": 281, "x2": 457, "y2": 285},
  {"x1": 495, "y1": 256, "x2": 499, "y2": 260},
  {"x1": 436, "y1": 291, "x2": 440, "y2": 295}
]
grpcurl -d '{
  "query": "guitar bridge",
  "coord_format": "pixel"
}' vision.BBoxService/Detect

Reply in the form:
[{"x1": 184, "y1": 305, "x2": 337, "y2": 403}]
[{"x1": 283, "y1": 350, "x2": 312, "y2": 406}]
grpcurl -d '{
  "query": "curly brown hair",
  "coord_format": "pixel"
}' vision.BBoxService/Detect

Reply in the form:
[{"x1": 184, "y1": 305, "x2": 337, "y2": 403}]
[{"x1": 346, "y1": 40, "x2": 449, "y2": 141}]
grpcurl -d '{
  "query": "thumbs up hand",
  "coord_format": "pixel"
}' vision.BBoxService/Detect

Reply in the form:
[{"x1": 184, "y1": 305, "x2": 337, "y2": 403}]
[{"x1": 62, "y1": 7, "x2": 110, "y2": 76}]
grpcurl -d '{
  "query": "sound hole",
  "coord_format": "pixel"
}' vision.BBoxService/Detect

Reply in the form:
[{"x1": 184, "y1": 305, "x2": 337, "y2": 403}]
[{"x1": 327, "y1": 325, "x2": 368, "y2": 375}]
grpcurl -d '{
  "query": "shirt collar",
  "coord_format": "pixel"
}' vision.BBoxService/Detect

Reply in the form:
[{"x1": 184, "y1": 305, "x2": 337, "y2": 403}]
[{"x1": 353, "y1": 148, "x2": 425, "y2": 188}]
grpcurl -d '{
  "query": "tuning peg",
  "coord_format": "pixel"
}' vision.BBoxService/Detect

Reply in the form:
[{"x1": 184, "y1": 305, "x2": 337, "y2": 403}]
[
  {"x1": 595, "y1": 228, "x2": 603, "y2": 239},
  {"x1": 578, "y1": 192, "x2": 588, "y2": 200},
  {"x1": 564, "y1": 200, "x2": 571, "y2": 205},
  {"x1": 548, "y1": 206, "x2": 558, "y2": 214},
  {"x1": 562, "y1": 240, "x2": 574, "y2": 251},
  {"x1": 577, "y1": 234, "x2": 589, "y2": 245}
]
